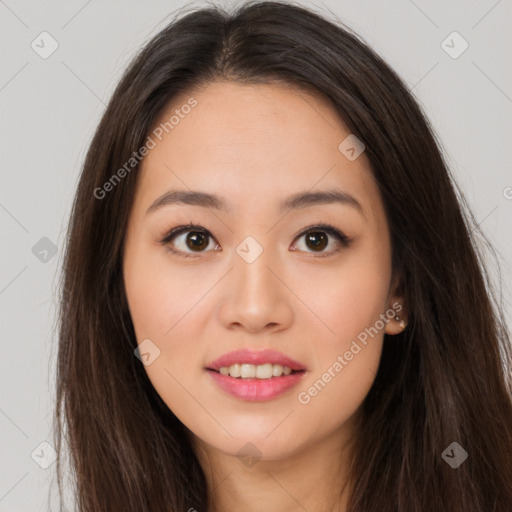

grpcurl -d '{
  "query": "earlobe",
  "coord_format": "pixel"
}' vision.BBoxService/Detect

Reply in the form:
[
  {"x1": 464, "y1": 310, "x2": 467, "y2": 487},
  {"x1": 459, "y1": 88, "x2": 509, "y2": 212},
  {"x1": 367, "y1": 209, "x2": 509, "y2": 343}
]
[
  {"x1": 385, "y1": 272, "x2": 408, "y2": 335},
  {"x1": 385, "y1": 300, "x2": 407, "y2": 335},
  {"x1": 394, "y1": 305, "x2": 407, "y2": 331}
]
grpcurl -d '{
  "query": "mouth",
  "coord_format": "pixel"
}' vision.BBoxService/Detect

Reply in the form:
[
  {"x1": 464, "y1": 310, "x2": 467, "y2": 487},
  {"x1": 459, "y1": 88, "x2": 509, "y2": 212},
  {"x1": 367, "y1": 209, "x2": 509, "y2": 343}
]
[
  {"x1": 205, "y1": 349, "x2": 308, "y2": 401},
  {"x1": 205, "y1": 364, "x2": 307, "y2": 402},
  {"x1": 206, "y1": 363, "x2": 305, "y2": 379}
]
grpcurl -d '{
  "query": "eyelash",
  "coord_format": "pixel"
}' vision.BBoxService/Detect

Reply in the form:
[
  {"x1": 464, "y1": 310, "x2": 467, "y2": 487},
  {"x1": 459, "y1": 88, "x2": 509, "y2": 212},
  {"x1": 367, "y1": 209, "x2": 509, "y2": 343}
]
[{"x1": 159, "y1": 222, "x2": 353, "y2": 259}]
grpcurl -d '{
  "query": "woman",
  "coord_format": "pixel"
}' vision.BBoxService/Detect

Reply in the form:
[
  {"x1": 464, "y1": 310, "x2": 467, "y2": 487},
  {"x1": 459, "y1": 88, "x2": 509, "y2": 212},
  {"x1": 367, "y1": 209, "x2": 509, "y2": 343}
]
[{"x1": 53, "y1": 1, "x2": 512, "y2": 511}]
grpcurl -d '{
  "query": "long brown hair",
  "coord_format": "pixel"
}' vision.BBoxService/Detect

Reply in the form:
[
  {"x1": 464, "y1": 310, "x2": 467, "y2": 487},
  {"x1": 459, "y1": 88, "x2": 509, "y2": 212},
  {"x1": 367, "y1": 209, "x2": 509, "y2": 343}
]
[{"x1": 52, "y1": 1, "x2": 512, "y2": 510}]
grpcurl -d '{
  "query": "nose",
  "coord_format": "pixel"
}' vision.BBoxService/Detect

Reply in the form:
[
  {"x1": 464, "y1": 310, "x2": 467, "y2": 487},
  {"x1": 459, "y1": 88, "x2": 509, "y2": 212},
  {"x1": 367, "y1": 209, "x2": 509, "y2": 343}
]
[{"x1": 217, "y1": 247, "x2": 294, "y2": 334}]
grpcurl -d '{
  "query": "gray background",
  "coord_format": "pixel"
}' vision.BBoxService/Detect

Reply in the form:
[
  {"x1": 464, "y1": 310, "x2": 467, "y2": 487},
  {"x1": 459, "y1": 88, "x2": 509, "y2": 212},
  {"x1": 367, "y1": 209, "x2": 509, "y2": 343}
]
[{"x1": 1, "y1": 0, "x2": 511, "y2": 510}]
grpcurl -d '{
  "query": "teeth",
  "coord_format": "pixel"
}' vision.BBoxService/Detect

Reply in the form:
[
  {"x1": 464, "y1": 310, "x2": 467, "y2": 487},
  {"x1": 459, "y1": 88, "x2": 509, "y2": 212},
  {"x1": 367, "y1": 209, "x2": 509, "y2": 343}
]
[
  {"x1": 241, "y1": 363, "x2": 256, "y2": 378},
  {"x1": 218, "y1": 363, "x2": 295, "y2": 379},
  {"x1": 272, "y1": 364, "x2": 283, "y2": 377}
]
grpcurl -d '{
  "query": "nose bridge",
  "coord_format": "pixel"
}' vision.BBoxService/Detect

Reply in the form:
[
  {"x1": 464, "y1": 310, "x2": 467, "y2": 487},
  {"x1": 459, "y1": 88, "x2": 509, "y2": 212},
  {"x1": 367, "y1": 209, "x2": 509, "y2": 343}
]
[
  {"x1": 233, "y1": 237, "x2": 279, "y2": 302},
  {"x1": 218, "y1": 235, "x2": 293, "y2": 332}
]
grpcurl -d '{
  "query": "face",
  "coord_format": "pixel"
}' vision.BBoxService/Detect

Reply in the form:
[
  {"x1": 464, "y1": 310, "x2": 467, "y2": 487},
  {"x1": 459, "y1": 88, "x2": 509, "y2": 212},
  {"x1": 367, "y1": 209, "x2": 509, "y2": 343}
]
[{"x1": 123, "y1": 81, "x2": 404, "y2": 463}]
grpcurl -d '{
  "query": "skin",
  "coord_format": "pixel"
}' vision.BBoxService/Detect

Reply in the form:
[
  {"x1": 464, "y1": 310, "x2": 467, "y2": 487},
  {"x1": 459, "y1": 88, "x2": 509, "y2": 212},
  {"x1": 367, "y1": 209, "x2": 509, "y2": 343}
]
[{"x1": 123, "y1": 81, "x2": 407, "y2": 512}]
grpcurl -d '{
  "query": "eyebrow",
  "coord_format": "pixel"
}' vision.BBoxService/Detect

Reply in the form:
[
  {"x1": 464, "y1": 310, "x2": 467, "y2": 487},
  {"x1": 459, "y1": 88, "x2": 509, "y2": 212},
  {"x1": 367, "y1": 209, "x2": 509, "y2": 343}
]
[{"x1": 145, "y1": 188, "x2": 366, "y2": 219}]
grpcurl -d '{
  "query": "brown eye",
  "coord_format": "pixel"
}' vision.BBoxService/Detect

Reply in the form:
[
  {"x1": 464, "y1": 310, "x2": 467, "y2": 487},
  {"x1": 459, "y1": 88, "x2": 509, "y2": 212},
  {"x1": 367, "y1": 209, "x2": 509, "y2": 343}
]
[
  {"x1": 304, "y1": 231, "x2": 328, "y2": 252},
  {"x1": 292, "y1": 224, "x2": 352, "y2": 256},
  {"x1": 184, "y1": 231, "x2": 209, "y2": 251},
  {"x1": 161, "y1": 224, "x2": 219, "y2": 257}
]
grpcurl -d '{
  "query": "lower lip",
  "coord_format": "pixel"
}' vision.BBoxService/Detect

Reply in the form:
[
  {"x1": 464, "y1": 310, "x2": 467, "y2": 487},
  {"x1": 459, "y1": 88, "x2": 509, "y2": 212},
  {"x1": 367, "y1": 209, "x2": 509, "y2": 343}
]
[{"x1": 207, "y1": 369, "x2": 306, "y2": 402}]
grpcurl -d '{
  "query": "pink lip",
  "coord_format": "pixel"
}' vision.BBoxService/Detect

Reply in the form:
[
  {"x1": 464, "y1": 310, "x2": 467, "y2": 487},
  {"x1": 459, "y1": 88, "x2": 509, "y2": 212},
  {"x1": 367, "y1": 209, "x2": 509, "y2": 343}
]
[
  {"x1": 205, "y1": 349, "x2": 308, "y2": 402},
  {"x1": 206, "y1": 348, "x2": 307, "y2": 372},
  {"x1": 207, "y1": 370, "x2": 306, "y2": 402}
]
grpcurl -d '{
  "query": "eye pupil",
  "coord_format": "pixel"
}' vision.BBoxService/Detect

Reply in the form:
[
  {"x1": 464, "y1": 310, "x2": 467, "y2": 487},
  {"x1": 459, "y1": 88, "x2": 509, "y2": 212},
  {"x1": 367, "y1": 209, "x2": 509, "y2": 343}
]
[
  {"x1": 305, "y1": 231, "x2": 328, "y2": 251},
  {"x1": 186, "y1": 231, "x2": 209, "y2": 251}
]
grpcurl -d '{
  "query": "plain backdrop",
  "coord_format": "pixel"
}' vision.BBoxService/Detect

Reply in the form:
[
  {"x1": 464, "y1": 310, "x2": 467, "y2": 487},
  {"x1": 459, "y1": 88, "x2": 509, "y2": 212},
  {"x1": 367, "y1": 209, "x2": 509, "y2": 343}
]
[{"x1": 1, "y1": 0, "x2": 511, "y2": 510}]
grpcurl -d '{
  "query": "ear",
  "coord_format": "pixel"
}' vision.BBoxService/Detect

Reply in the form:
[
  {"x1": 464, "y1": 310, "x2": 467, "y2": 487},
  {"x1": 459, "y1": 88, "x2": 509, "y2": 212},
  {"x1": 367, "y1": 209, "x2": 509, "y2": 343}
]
[{"x1": 384, "y1": 270, "x2": 408, "y2": 335}]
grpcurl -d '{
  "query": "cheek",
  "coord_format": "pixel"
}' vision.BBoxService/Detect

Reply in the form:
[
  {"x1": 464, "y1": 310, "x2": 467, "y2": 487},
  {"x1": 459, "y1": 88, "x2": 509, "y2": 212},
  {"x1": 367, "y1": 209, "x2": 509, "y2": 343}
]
[
  {"x1": 292, "y1": 242, "x2": 390, "y2": 413},
  {"x1": 123, "y1": 241, "x2": 208, "y2": 339},
  {"x1": 123, "y1": 245, "x2": 210, "y2": 421},
  {"x1": 297, "y1": 243, "x2": 391, "y2": 353},
  {"x1": 124, "y1": 256, "x2": 170, "y2": 338}
]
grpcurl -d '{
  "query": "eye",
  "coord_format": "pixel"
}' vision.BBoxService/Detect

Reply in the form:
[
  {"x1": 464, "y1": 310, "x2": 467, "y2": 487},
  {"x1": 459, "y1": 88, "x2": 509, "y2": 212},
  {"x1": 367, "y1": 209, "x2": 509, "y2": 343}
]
[
  {"x1": 160, "y1": 222, "x2": 352, "y2": 259},
  {"x1": 160, "y1": 223, "x2": 219, "y2": 258},
  {"x1": 291, "y1": 223, "x2": 352, "y2": 257}
]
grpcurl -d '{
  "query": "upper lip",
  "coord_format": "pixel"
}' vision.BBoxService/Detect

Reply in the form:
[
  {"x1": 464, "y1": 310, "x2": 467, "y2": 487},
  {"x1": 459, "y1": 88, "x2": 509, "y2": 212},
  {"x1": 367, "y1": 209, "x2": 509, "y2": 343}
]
[{"x1": 206, "y1": 349, "x2": 307, "y2": 372}]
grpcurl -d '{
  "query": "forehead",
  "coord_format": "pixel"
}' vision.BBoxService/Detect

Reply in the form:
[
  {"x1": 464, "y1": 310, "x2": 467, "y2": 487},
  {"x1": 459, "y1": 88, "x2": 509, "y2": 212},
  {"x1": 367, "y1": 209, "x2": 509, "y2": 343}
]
[{"x1": 135, "y1": 81, "x2": 382, "y2": 222}]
